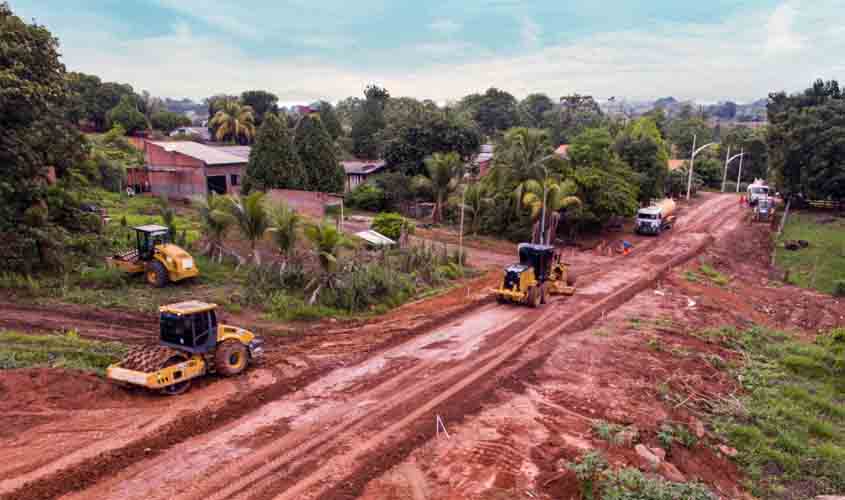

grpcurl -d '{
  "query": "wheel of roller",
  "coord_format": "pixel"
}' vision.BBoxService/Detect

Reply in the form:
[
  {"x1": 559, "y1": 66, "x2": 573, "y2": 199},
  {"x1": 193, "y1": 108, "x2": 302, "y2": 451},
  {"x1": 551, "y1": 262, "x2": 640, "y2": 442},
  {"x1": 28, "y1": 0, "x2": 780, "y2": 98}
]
[
  {"x1": 119, "y1": 345, "x2": 179, "y2": 372},
  {"x1": 215, "y1": 340, "x2": 248, "y2": 377},
  {"x1": 158, "y1": 354, "x2": 192, "y2": 396}
]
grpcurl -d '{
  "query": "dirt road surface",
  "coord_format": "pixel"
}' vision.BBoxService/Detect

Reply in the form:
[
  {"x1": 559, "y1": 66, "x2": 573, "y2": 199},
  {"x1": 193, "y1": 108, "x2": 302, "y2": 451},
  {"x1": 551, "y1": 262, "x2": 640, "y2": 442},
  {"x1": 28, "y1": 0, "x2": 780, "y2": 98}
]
[{"x1": 1, "y1": 194, "x2": 757, "y2": 500}]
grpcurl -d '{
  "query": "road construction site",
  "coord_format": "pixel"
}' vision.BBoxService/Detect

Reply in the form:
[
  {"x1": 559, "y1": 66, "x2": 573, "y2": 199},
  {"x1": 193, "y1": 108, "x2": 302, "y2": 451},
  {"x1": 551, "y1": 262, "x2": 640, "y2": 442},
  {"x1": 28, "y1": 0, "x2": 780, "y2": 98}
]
[{"x1": 2, "y1": 192, "x2": 843, "y2": 500}]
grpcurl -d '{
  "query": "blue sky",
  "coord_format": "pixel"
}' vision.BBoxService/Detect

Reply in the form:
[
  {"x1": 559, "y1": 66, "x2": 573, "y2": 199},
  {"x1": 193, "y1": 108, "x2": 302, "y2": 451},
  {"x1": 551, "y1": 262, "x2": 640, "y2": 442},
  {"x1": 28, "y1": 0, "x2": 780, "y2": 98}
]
[{"x1": 12, "y1": 0, "x2": 845, "y2": 104}]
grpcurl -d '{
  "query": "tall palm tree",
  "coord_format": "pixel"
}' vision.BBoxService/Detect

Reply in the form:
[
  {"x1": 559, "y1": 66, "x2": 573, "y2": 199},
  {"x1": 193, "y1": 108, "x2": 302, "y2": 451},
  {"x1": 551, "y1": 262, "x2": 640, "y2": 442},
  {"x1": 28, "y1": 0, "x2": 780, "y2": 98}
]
[
  {"x1": 488, "y1": 127, "x2": 552, "y2": 184},
  {"x1": 517, "y1": 177, "x2": 581, "y2": 244},
  {"x1": 303, "y1": 221, "x2": 355, "y2": 304},
  {"x1": 420, "y1": 152, "x2": 462, "y2": 223},
  {"x1": 269, "y1": 201, "x2": 300, "y2": 265},
  {"x1": 194, "y1": 193, "x2": 235, "y2": 260},
  {"x1": 210, "y1": 100, "x2": 256, "y2": 144},
  {"x1": 226, "y1": 191, "x2": 269, "y2": 263},
  {"x1": 458, "y1": 183, "x2": 493, "y2": 235}
]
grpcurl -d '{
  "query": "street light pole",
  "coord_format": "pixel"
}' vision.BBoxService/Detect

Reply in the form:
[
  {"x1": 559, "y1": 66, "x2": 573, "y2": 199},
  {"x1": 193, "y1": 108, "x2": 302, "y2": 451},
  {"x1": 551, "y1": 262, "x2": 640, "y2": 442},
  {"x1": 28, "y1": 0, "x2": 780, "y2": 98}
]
[
  {"x1": 686, "y1": 135, "x2": 717, "y2": 201},
  {"x1": 540, "y1": 179, "x2": 548, "y2": 244},
  {"x1": 458, "y1": 182, "x2": 465, "y2": 265},
  {"x1": 721, "y1": 145, "x2": 731, "y2": 193},
  {"x1": 736, "y1": 148, "x2": 745, "y2": 193}
]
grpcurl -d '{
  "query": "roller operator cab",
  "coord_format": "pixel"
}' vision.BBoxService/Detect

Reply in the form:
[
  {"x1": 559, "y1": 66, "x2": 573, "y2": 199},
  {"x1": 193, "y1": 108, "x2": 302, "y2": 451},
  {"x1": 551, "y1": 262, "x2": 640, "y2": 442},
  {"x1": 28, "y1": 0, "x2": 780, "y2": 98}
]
[
  {"x1": 106, "y1": 301, "x2": 264, "y2": 395},
  {"x1": 493, "y1": 244, "x2": 555, "y2": 307},
  {"x1": 107, "y1": 225, "x2": 199, "y2": 287}
]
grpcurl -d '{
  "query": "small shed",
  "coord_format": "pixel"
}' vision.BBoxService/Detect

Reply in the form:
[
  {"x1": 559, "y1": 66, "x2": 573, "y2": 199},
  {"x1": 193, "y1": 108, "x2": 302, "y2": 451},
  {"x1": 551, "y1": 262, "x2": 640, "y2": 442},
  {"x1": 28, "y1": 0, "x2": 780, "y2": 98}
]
[{"x1": 354, "y1": 230, "x2": 396, "y2": 248}]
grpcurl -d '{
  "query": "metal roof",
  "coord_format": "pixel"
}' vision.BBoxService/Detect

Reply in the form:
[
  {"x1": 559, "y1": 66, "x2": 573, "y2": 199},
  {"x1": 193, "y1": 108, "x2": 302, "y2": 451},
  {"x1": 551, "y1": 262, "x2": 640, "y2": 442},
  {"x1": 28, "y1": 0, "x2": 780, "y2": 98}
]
[
  {"x1": 355, "y1": 230, "x2": 396, "y2": 246},
  {"x1": 215, "y1": 145, "x2": 252, "y2": 160},
  {"x1": 342, "y1": 160, "x2": 386, "y2": 175},
  {"x1": 149, "y1": 141, "x2": 246, "y2": 165},
  {"x1": 134, "y1": 224, "x2": 169, "y2": 232}
]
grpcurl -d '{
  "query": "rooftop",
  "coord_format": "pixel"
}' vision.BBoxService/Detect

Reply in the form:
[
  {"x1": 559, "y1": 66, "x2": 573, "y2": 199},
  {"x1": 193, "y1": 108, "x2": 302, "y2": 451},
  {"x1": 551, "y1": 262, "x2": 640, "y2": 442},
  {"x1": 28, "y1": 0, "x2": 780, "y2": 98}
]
[
  {"x1": 214, "y1": 145, "x2": 252, "y2": 160},
  {"x1": 149, "y1": 141, "x2": 246, "y2": 165},
  {"x1": 342, "y1": 160, "x2": 386, "y2": 175}
]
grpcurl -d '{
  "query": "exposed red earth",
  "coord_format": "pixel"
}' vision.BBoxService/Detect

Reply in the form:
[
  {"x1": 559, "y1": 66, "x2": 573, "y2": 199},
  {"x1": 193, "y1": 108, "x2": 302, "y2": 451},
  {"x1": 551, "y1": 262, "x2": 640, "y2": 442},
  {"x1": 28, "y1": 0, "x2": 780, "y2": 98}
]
[{"x1": 3, "y1": 193, "x2": 838, "y2": 500}]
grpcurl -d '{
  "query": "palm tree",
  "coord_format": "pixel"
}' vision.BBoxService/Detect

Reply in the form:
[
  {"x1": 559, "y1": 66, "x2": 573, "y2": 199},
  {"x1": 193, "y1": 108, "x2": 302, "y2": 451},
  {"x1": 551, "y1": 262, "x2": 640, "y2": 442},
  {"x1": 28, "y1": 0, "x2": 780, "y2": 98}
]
[
  {"x1": 194, "y1": 193, "x2": 235, "y2": 260},
  {"x1": 269, "y1": 201, "x2": 300, "y2": 265},
  {"x1": 458, "y1": 183, "x2": 493, "y2": 235},
  {"x1": 517, "y1": 177, "x2": 581, "y2": 244},
  {"x1": 420, "y1": 152, "x2": 462, "y2": 223},
  {"x1": 226, "y1": 191, "x2": 269, "y2": 264},
  {"x1": 488, "y1": 127, "x2": 552, "y2": 184},
  {"x1": 209, "y1": 100, "x2": 256, "y2": 144},
  {"x1": 303, "y1": 221, "x2": 355, "y2": 304}
]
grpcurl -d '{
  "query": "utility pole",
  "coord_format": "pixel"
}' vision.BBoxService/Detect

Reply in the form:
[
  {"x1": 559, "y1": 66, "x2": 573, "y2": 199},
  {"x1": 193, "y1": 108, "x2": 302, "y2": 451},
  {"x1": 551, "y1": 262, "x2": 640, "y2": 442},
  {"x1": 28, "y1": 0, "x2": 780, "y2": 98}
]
[
  {"x1": 721, "y1": 145, "x2": 731, "y2": 193},
  {"x1": 736, "y1": 148, "x2": 745, "y2": 193},
  {"x1": 458, "y1": 183, "x2": 465, "y2": 266},
  {"x1": 686, "y1": 135, "x2": 717, "y2": 200}
]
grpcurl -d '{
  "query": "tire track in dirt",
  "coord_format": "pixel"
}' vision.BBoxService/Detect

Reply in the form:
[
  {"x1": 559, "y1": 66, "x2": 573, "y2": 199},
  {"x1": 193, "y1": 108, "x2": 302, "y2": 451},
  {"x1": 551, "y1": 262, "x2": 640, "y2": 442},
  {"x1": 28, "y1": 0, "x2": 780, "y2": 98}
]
[
  {"x1": 0, "y1": 301, "x2": 156, "y2": 343},
  {"x1": 49, "y1": 194, "x2": 741, "y2": 500}
]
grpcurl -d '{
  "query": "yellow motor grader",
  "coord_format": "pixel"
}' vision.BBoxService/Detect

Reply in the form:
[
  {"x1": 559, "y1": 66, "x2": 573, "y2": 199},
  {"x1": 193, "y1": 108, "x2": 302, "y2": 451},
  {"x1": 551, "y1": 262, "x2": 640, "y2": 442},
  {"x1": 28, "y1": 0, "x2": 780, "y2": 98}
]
[
  {"x1": 491, "y1": 244, "x2": 576, "y2": 307},
  {"x1": 107, "y1": 301, "x2": 263, "y2": 395},
  {"x1": 107, "y1": 225, "x2": 199, "y2": 287}
]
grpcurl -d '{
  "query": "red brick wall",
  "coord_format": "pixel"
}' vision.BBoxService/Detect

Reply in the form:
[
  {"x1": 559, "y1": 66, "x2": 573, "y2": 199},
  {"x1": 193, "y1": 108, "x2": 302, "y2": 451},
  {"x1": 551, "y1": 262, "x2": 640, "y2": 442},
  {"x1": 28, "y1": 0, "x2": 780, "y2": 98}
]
[{"x1": 143, "y1": 142, "x2": 245, "y2": 198}]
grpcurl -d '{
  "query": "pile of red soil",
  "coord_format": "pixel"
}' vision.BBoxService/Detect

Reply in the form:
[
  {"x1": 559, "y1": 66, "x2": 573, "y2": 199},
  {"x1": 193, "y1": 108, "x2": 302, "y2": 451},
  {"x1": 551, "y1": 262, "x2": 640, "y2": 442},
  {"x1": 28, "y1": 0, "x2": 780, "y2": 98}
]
[{"x1": 0, "y1": 368, "x2": 133, "y2": 413}]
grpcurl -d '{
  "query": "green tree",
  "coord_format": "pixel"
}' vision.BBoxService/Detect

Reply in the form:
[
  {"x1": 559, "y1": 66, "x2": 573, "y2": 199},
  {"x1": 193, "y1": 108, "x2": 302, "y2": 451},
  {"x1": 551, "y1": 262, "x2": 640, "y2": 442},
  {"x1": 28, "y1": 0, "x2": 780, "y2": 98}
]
[
  {"x1": 226, "y1": 191, "x2": 270, "y2": 263},
  {"x1": 667, "y1": 117, "x2": 714, "y2": 158},
  {"x1": 615, "y1": 117, "x2": 670, "y2": 203},
  {"x1": 151, "y1": 110, "x2": 191, "y2": 133},
  {"x1": 240, "y1": 90, "x2": 278, "y2": 126},
  {"x1": 487, "y1": 127, "x2": 557, "y2": 186},
  {"x1": 194, "y1": 193, "x2": 235, "y2": 260},
  {"x1": 65, "y1": 72, "x2": 137, "y2": 131},
  {"x1": 269, "y1": 201, "x2": 300, "y2": 264},
  {"x1": 242, "y1": 114, "x2": 305, "y2": 193},
  {"x1": 519, "y1": 93, "x2": 555, "y2": 128},
  {"x1": 458, "y1": 183, "x2": 493, "y2": 235},
  {"x1": 556, "y1": 94, "x2": 605, "y2": 145},
  {"x1": 316, "y1": 101, "x2": 343, "y2": 140},
  {"x1": 210, "y1": 100, "x2": 256, "y2": 144},
  {"x1": 303, "y1": 220, "x2": 355, "y2": 303},
  {"x1": 294, "y1": 114, "x2": 345, "y2": 193},
  {"x1": 569, "y1": 127, "x2": 615, "y2": 167},
  {"x1": 459, "y1": 87, "x2": 520, "y2": 136},
  {"x1": 419, "y1": 152, "x2": 462, "y2": 223},
  {"x1": 107, "y1": 95, "x2": 147, "y2": 134},
  {"x1": 517, "y1": 177, "x2": 581, "y2": 244},
  {"x1": 351, "y1": 85, "x2": 389, "y2": 159}
]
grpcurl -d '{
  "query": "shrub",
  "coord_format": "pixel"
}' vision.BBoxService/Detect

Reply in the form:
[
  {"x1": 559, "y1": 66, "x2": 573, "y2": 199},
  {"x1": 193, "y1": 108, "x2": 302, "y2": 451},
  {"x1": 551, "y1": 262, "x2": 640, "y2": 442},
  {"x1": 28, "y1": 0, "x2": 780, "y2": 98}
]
[
  {"x1": 345, "y1": 183, "x2": 386, "y2": 212},
  {"x1": 833, "y1": 280, "x2": 845, "y2": 297},
  {"x1": 371, "y1": 212, "x2": 414, "y2": 241},
  {"x1": 268, "y1": 292, "x2": 337, "y2": 322}
]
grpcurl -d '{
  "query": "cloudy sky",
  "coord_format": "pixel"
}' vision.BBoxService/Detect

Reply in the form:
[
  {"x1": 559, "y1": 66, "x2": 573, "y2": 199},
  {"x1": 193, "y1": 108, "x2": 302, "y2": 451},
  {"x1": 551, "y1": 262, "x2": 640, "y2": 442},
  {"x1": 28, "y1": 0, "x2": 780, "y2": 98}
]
[{"x1": 12, "y1": 0, "x2": 845, "y2": 104}]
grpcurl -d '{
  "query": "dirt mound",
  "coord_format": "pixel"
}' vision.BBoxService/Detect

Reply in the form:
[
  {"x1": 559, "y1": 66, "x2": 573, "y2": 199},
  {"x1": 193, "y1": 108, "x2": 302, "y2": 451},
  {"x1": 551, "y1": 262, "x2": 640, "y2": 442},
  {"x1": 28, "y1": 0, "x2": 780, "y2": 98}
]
[{"x1": 0, "y1": 368, "x2": 133, "y2": 413}]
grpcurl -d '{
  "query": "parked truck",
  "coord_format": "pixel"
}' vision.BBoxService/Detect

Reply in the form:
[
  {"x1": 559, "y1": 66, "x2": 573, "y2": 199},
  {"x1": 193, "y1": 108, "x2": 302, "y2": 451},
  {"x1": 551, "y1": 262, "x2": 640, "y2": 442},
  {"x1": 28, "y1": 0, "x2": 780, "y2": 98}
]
[
  {"x1": 635, "y1": 199, "x2": 676, "y2": 236},
  {"x1": 746, "y1": 180, "x2": 771, "y2": 207}
]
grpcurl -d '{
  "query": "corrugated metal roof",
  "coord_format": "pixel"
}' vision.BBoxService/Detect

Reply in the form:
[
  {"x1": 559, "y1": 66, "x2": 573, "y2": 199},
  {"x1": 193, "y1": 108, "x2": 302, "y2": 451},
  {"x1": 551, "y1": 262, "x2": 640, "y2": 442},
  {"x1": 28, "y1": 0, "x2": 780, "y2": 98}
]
[
  {"x1": 215, "y1": 145, "x2": 252, "y2": 160},
  {"x1": 355, "y1": 230, "x2": 396, "y2": 246},
  {"x1": 150, "y1": 141, "x2": 246, "y2": 165},
  {"x1": 342, "y1": 160, "x2": 386, "y2": 175}
]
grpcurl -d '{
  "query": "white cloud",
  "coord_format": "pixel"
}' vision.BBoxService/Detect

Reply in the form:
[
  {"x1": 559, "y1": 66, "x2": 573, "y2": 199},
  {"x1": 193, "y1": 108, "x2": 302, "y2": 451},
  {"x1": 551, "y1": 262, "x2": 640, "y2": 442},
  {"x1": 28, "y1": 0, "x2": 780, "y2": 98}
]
[
  {"x1": 428, "y1": 19, "x2": 462, "y2": 35},
  {"x1": 520, "y1": 17, "x2": 541, "y2": 48},
  {"x1": 766, "y1": 1, "x2": 803, "y2": 53},
  {"x1": 56, "y1": 2, "x2": 844, "y2": 104}
]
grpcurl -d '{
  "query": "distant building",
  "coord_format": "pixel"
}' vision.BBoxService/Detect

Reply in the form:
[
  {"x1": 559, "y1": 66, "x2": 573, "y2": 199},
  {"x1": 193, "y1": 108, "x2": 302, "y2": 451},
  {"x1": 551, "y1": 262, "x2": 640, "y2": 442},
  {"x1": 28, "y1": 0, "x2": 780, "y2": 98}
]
[
  {"x1": 554, "y1": 144, "x2": 570, "y2": 160},
  {"x1": 342, "y1": 160, "x2": 386, "y2": 191},
  {"x1": 474, "y1": 144, "x2": 494, "y2": 177},
  {"x1": 127, "y1": 141, "x2": 247, "y2": 198},
  {"x1": 170, "y1": 126, "x2": 211, "y2": 142}
]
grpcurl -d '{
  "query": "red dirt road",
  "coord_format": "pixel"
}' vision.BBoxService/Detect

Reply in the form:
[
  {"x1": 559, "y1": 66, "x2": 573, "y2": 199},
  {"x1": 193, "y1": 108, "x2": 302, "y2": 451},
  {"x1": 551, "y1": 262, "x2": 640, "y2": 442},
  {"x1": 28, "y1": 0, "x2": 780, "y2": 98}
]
[{"x1": 1, "y1": 194, "x2": 757, "y2": 500}]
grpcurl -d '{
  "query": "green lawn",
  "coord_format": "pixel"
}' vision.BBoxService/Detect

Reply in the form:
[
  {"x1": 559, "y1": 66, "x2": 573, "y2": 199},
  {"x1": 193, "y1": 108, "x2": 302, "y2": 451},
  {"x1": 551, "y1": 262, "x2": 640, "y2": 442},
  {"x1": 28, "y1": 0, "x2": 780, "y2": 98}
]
[
  {"x1": 708, "y1": 326, "x2": 845, "y2": 498},
  {"x1": 775, "y1": 212, "x2": 845, "y2": 295},
  {"x1": 0, "y1": 330, "x2": 128, "y2": 375}
]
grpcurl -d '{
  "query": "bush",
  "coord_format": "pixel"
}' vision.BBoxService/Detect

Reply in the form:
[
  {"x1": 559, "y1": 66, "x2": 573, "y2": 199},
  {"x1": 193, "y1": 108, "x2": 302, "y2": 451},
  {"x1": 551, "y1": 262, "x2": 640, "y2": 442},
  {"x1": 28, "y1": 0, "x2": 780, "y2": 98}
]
[
  {"x1": 833, "y1": 280, "x2": 845, "y2": 297},
  {"x1": 371, "y1": 212, "x2": 414, "y2": 240},
  {"x1": 322, "y1": 264, "x2": 415, "y2": 312},
  {"x1": 268, "y1": 292, "x2": 338, "y2": 322},
  {"x1": 345, "y1": 183, "x2": 386, "y2": 212}
]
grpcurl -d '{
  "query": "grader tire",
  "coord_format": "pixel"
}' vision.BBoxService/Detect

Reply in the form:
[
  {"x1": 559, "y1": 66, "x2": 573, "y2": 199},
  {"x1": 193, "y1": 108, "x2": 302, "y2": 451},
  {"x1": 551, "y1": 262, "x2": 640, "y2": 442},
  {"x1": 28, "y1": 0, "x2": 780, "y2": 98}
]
[
  {"x1": 146, "y1": 261, "x2": 169, "y2": 288},
  {"x1": 528, "y1": 286, "x2": 540, "y2": 308},
  {"x1": 215, "y1": 340, "x2": 248, "y2": 376}
]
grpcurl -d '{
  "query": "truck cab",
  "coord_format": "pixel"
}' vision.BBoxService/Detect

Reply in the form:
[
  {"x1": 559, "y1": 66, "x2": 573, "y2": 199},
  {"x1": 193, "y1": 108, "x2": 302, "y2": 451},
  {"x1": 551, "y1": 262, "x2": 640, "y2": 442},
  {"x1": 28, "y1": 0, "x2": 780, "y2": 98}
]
[
  {"x1": 747, "y1": 184, "x2": 770, "y2": 206},
  {"x1": 636, "y1": 207, "x2": 665, "y2": 235}
]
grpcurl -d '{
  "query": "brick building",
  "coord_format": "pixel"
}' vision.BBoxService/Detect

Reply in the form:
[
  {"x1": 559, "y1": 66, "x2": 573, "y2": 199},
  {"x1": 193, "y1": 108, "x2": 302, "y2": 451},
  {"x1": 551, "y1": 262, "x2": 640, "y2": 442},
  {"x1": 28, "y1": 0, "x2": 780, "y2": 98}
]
[{"x1": 127, "y1": 141, "x2": 247, "y2": 198}]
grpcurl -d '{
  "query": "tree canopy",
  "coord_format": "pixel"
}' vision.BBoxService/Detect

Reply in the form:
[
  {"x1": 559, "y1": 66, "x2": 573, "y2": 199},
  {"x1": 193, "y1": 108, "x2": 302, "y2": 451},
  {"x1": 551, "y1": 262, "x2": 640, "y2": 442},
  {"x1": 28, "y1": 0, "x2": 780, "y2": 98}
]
[
  {"x1": 242, "y1": 114, "x2": 305, "y2": 193},
  {"x1": 295, "y1": 114, "x2": 345, "y2": 193},
  {"x1": 351, "y1": 85, "x2": 389, "y2": 159},
  {"x1": 240, "y1": 90, "x2": 278, "y2": 126},
  {"x1": 459, "y1": 87, "x2": 520, "y2": 137}
]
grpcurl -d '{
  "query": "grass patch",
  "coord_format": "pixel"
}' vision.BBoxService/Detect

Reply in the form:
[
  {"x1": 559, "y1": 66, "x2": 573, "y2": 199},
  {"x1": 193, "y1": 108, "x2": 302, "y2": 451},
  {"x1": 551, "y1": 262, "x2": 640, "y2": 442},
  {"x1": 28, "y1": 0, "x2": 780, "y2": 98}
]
[
  {"x1": 698, "y1": 263, "x2": 731, "y2": 286},
  {"x1": 0, "y1": 330, "x2": 128, "y2": 375},
  {"x1": 775, "y1": 212, "x2": 845, "y2": 295},
  {"x1": 709, "y1": 326, "x2": 845, "y2": 498}
]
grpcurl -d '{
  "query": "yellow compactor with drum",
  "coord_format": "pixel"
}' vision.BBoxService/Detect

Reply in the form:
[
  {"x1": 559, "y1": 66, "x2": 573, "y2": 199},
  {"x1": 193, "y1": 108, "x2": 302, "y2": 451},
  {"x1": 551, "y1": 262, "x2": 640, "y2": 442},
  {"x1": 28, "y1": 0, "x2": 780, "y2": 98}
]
[
  {"x1": 107, "y1": 301, "x2": 264, "y2": 395},
  {"x1": 107, "y1": 225, "x2": 199, "y2": 287}
]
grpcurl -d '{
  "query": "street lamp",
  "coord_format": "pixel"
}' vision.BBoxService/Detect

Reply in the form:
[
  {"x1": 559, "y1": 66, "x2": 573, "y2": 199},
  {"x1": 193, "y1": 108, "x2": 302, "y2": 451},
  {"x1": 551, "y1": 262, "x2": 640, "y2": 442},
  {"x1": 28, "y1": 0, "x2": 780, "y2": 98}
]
[
  {"x1": 721, "y1": 146, "x2": 747, "y2": 192},
  {"x1": 686, "y1": 134, "x2": 717, "y2": 200}
]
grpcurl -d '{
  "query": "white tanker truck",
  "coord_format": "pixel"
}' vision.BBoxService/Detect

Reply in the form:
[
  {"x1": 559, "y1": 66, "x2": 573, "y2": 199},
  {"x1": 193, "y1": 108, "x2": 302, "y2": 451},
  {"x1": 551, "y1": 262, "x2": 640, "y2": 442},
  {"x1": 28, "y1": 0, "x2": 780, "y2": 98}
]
[{"x1": 635, "y1": 198, "x2": 677, "y2": 236}]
